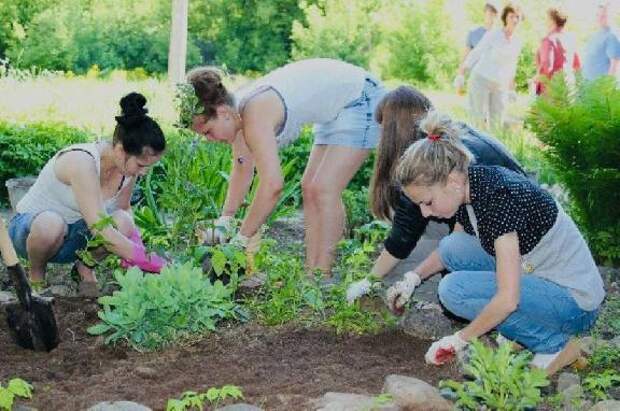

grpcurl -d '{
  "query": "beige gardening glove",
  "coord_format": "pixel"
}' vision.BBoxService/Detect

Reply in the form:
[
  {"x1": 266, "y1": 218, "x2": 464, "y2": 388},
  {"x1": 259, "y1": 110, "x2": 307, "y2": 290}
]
[
  {"x1": 198, "y1": 215, "x2": 235, "y2": 245},
  {"x1": 230, "y1": 231, "x2": 262, "y2": 275},
  {"x1": 386, "y1": 271, "x2": 421, "y2": 314}
]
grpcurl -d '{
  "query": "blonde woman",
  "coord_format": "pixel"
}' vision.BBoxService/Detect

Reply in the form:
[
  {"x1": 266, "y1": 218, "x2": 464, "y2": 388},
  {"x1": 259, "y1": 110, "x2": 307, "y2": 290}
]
[{"x1": 388, "y1": 110, "x2": 604, "y2": 376}]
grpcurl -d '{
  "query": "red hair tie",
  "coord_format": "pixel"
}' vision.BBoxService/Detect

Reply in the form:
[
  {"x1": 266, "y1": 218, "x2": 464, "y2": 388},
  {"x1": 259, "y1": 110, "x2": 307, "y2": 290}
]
[{"x1": 428, "y1": 134, "x2": 441, "y2": 141}]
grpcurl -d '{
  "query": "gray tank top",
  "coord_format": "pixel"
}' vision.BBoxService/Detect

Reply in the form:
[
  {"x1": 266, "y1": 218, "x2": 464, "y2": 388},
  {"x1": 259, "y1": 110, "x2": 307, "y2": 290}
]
[
  {"x1": 466, "y1": 204, "x2": 604, "y2": 311},
  {"x1": 235, "y1": 58, "x2": 369, "y2": 147},
  {"x1": 17, "y1": 142, "x2": 130, "y2": 224}
]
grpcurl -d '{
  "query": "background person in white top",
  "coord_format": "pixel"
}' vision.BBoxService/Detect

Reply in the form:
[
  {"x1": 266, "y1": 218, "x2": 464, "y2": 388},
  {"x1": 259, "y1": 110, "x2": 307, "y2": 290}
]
[
  {"x1": 9, "y1": 93, "x2": 167, "y2": 291},
  {"x1": 454, "y1": 2, "x2": 498, "y2": 95},
  {"x1": 457, "y1": 3, "x2": 523, "y2": 129},
  {"x1": 186, "y1": 59, "x2": 386, "y2": 275}
]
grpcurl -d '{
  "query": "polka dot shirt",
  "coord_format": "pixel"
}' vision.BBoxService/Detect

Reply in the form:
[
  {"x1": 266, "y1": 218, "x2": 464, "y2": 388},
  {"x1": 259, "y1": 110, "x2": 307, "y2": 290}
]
[{"x1": 456, "y1": 166, "x2": 558, "y2": 256}]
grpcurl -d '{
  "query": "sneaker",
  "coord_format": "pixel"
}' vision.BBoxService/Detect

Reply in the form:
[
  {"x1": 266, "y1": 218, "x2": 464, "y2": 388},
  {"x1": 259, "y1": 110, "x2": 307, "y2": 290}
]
[{"x1": 531, "y1": 339, "x2": 583, "y2": 376}]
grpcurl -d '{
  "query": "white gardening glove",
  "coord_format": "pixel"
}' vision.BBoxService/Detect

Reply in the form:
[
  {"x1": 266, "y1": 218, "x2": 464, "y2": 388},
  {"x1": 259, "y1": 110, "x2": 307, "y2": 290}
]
[
  {"x1": 425, "y1": 331, "x2": 469, "y2": 365},
  {"x1": 200, "y1": 216, "x2": 234, "y2": 245},
  {"x1": 346, "y1": 278, "x2": 373, "y2": 304},
  {"x1": 386, "y1": 271, "x2": 421, "y2": 314},
  {"x1": 453, "y1": 74, "x2": 465, "y2": 90}
]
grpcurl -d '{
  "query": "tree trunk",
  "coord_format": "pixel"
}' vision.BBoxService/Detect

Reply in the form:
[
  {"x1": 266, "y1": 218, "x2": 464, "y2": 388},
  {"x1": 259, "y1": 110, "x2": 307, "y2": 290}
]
[{"x1": 168, "y1": 0, "x2": 189, "y2": 84}]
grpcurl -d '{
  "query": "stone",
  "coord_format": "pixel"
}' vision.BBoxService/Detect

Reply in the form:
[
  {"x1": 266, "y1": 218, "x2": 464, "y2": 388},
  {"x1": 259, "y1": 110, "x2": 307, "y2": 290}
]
[
  {"x1": 13, "y1": 405, "x2": 38, "y2": 411},
  {"x1": 0, "y1": 290, "x2": 15, "y2": 305},
  {"x1": 313, "y1": 392, "x2": 399, "y2": 411},
  {"x1": 87, "y1": 401, "x2": 152, "y2": 411},
  {"x1": 589, "y1": 400, "x2": 620, "y2": 411},
  {"x1": 561, "y1": 384, "x2": 585, "y2": 411},
  {"x1": 609, "y1": 386, "x2": 620, "y2": 401},
  {"x1": 134, "y1": 366, "x2": 158, "y2": 380},
  {"x1": 398, "y1": 301, "x2": 458, "y2": 341},
  {"x1": 215, "y1": 404, "x2": 264, "y2": 411},
  {"x1": 558, "y1": 372, "x2": 581, "y2": 392},
  {"x1": 581, "y1": 336, "x2": 597, "y2": 356},
  {"x1": 610, "y1": 336, "x2": 620, "y2": 350},
  {"x1": 383, "y1": 374, "x2": 453, "y2": 411}
]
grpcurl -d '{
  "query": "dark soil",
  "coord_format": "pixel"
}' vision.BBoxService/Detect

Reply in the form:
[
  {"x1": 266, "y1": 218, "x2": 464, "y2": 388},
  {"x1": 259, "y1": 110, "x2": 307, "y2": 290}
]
[{"x1": 1, "y1": 298, "x2": 459, "y2": 411}]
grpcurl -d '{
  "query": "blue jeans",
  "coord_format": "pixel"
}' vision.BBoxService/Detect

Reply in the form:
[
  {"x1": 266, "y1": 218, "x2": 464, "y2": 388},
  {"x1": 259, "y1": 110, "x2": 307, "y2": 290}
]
[
  {"x1": 437, "y1": 232, "x2": 599, "y2": 353},
  {"x1": 9, "y1": 212, "x2": 91, "y2": 264}
]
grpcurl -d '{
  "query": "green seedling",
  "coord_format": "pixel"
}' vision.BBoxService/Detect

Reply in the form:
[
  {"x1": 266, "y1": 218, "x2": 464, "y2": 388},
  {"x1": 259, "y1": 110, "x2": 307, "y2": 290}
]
[
  {"x1": 0, "y1": 378, "x2": 33, "y2": 411},
  {"x1": 440, "y1": 339, "x2": 549, "y2": 411},
  {"x1": 166, "y1": 385, "x2": 243, "y2": 411},
  {"x1": 584, "y1": 370, "x2": 620, "y2": 401}
]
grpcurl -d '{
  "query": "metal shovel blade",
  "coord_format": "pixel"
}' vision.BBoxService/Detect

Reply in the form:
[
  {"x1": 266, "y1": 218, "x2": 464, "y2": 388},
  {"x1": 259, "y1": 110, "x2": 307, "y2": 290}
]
[{"x1": 5, "y1": 264, "x2": 59, "y2": 351}]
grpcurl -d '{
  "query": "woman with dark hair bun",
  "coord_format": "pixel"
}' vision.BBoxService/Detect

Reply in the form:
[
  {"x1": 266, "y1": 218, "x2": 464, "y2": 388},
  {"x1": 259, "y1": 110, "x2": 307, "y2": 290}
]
[{"x1": 9, "y1": 92, "x2": 167, "y2": 295}]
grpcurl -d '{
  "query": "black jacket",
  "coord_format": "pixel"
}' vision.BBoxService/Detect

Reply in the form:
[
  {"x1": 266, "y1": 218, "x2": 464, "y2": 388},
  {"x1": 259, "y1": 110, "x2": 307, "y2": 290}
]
[{"x1": 383, "y1": 124, "x2": 527, "y2": 259}]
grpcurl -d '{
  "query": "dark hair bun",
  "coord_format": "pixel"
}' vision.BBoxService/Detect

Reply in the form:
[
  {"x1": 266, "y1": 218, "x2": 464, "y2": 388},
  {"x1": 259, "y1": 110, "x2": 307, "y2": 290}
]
[{"x1": 116, "y1": 92, "x2": 148, "y2": 127}]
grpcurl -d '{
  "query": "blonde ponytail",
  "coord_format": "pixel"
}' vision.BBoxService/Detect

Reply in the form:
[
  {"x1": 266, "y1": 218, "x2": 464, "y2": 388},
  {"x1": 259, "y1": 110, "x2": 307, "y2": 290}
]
[{"x1": 395, "y1": 110, "x2": 473, "y2": 188}]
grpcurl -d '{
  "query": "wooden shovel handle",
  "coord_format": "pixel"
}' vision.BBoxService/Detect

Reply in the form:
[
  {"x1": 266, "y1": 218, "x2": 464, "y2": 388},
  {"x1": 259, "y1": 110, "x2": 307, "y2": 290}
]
[{"x1": 0, "y1": 217, "x2": 19, "y2": 267}]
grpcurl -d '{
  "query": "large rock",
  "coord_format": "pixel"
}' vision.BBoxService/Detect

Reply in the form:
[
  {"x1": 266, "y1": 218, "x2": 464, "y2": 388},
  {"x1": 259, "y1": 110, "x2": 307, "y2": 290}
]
[
  {"x1": 383, "y1": 374, "x2": 453, "y2": 411},
  {"x1": 313, "y1": 392, "x2": 399, "y2": 411},
  {"x1": 87, "y1": 401, "x2": 152, "y2": 411},
  {"x1": 589, "y1": 400, "x2": 620, "y2": 411},
  {"x1": 0, "y1": 290, "x2": 15, "y2": 305},
  {"x1": 398, "y1": 301, "x2": 458, "y2": 340},
  {"x1": 558, "y1": 372, "x2": 581, "y2": 392},
  {"x1": 215, "y1": 404, "x2": 264, "y2": 411},
  {"x1": 561, "y1": 385, "x2": 586, "y2": 411}
]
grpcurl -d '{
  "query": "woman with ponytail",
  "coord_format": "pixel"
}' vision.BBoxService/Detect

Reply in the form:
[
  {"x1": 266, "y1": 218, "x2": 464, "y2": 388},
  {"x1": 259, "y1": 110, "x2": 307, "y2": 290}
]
[
  {"x1": 9, "y1": 92, "x2": 168, "y2": 294},
  {"x1": 184, "y1": 58, "x2": 386, "y2": 275},
  {"x1": 346, "y1": 86, "x2": 525, "y2": 303},
  {"x1": 388, "y1": 110, "x2": 604, "y2": 376}
]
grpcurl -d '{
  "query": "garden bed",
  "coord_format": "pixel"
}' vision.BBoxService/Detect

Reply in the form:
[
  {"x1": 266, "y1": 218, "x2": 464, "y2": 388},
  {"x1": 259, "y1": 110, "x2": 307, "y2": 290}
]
[{"x1": 0, "y1": 297, "x2": 458, "y2": 410}]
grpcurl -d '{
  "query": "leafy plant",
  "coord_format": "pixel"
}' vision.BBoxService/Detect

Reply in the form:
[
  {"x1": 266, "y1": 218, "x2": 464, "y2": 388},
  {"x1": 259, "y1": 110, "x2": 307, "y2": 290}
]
[
  {"x1": 166, "y1": 385, "x2": 243, "y2": 411},
  {"x1": 440, "y1": 340, "x2": 549, "y2": 410},
  {"x1": 527, "y1": 75, "x2": 620, "y2": 264},
  {"x1": 0, "y1": 378, "x2": 33, "y2": 411},
  {"x1": 75, "y1": 213, "x2": 119, "y2": 268},
  {"x1": 584, "y1": 370, "x2": 620, "y2": 401},
  {"x1": 87, "y1": 263, "x2": 238, "y2": 351}
]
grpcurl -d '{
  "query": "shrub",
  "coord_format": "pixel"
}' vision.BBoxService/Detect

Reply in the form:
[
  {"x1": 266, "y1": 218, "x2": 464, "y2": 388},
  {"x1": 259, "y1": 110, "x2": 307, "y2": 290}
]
[
  {"x1": 7, "y1": 0, "x2": 201, "y2": 74},
  {"x1": 291, "y1": 0, "x2": 380, "y2": 68},
  {"x1": 526, "y1": 76, "x2": 620, "y2": 264},
  {"x1": 380, "y1": 0, "x2": 459, "y2": 87},
  {"x1": 87, "y1": 263, "x2": 238, "y2": 351},
  {"x1": 0, "y1": 121, "x2": 91, "y2": 198}
]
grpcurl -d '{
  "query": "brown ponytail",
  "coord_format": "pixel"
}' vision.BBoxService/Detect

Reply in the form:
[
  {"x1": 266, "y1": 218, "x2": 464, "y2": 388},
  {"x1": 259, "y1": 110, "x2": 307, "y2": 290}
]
[
  {"x1": 370, "y1": 86, "x2": 432, "y2": 221},
  {"x1": 186, "y1": 66, "x2": 235, "y2": 119}
]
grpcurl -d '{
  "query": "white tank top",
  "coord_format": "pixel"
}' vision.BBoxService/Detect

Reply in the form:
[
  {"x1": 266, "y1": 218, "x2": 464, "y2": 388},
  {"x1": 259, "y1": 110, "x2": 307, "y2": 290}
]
[
  {"x1": 235, "y1": 58, "x2": 369, "y2": 147},
  {"x1": 16, "y1": 142, "x2": 130, "y2": 224}
]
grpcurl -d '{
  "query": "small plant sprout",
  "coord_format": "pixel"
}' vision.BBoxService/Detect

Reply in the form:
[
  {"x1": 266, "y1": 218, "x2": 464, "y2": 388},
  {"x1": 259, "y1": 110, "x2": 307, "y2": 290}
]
[
  {"x1": 0, "y1": 378, "x2": 33, "y2": 411},
  {"x1": 166, "y1": 385, "x2": 243, "y2": 411}
]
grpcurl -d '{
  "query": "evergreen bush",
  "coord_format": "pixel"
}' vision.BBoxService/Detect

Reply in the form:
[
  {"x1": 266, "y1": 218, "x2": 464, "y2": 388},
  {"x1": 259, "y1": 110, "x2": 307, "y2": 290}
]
[{"x1": 527, "y1": 75, "x2": 620, "y2": 264}]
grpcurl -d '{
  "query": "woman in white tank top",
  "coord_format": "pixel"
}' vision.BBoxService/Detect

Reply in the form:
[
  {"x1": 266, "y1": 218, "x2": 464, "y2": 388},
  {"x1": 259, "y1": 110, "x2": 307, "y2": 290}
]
[
  {"x1": 9, "y1": 93, "x2": 167, "y2": 292},
  {"x1": 185, "y1": 58, "x2": 386, "y2": 275}
]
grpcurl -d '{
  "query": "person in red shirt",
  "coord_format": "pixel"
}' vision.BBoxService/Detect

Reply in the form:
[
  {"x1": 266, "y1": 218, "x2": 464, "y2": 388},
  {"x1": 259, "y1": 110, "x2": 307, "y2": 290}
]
[{"x1": 534, "y1": 8, "x2": 581, "y2": 95}]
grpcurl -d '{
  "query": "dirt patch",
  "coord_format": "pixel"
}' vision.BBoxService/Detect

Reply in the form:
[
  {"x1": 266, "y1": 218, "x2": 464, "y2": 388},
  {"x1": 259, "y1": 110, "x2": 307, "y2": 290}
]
[{"x1": 1, "y1": 298, "x2": 458, "y2": 411}]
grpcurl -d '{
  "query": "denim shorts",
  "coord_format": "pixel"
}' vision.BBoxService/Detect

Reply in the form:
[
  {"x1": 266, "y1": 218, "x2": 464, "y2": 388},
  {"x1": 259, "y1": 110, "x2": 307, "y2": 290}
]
[
  {"x1": 313, "y1": 77, "x2": 386, "y2": 149},
  {"x1": 8, "y1": 212, "x2": 91, "y2": 264}
]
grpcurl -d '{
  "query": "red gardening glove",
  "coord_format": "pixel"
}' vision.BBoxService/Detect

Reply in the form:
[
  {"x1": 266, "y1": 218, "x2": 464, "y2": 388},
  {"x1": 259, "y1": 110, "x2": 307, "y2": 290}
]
[{"x1": 121, "y1": 228, "x2": 147, "y2": 269}]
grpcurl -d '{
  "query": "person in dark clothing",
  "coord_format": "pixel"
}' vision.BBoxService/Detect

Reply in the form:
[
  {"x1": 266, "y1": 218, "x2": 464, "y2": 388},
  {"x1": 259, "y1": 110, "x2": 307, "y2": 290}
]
[{"x1": 346, "y1": 86, "x2": 526, "y2": 303}]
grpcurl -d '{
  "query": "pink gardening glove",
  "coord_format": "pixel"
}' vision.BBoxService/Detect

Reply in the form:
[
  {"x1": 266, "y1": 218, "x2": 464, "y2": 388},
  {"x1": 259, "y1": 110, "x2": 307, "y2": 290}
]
[
  {"x1": 121, "y1": 228, "x2": 148, "y2": 269},
  {"x1": 127, "y1": 243, "x2": 166, "y2": 273}
]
